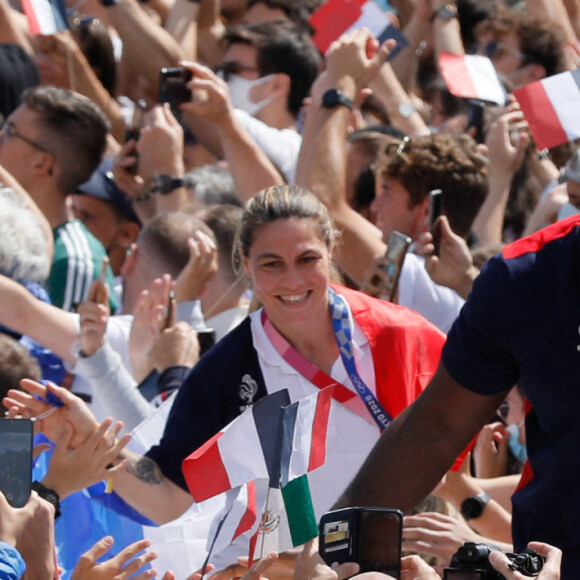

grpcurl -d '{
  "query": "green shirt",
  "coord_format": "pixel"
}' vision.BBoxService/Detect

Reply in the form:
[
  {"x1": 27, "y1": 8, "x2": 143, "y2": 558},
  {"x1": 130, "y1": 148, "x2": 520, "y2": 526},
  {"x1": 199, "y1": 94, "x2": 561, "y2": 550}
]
[{"x1": 49, "y1": 219, "x2": 118, "y2": 313}]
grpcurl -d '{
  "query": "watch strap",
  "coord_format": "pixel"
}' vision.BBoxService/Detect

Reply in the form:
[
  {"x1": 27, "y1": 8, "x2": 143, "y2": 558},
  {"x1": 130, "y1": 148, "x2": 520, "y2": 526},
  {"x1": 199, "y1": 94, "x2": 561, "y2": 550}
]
[
  {"x1": 430, "y1": 4, "x2": 458, "y2": 22},
  {"x1": 460, "y1": 491, "x2": 490, "y2": 521},
  {"x1": 321, "y1": 89, "x2": 354, "y2": 111},
  {"x1": 31, "y1": 481, "x2": 62, "y2": 519}
]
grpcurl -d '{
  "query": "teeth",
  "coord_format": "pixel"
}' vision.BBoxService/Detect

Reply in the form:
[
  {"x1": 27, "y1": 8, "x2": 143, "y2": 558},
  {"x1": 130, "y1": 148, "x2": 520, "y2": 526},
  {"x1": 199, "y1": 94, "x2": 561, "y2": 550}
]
[{"x1": 280, "y1": 293, "x2": 307, "y2": 303}]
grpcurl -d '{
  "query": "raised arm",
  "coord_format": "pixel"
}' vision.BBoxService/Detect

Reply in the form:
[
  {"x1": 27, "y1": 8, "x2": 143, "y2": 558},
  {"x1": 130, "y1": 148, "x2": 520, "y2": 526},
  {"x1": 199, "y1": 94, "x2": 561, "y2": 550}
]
[
  {"x1": 296, "y1": 29, "x2": 390, "y2": 284},
  {"x1": 180, "y1": 60, "x2": 284, "y2": 202},
  {"x1": 103, "y1": 0, "x2": 186, "y2": 100}
]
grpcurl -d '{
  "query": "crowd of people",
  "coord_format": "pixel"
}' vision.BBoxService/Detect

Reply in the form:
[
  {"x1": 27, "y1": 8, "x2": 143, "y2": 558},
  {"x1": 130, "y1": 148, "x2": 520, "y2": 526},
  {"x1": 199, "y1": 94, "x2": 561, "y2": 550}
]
[{"x1": 0, "y1": 0, "x2": 578, "y2": 577}]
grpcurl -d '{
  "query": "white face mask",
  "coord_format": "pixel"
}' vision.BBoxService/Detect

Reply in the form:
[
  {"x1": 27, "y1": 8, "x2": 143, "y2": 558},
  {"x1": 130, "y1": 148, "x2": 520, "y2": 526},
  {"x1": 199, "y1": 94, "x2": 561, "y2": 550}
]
[{"x1": 226, "y1": 73, "x2": 275, "y2": 116}]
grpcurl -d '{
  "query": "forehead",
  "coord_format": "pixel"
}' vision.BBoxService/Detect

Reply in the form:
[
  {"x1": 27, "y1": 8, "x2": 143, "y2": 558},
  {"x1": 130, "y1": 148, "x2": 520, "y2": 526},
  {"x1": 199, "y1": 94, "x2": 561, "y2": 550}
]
[
  {"x1": 250, "y1": 217, "x2": 327, "y2": 250},
  {"x1": 7, "y1": 105, "x2": 41, "y2": 130},
  {"x1": 244, "y1": 3, "x2": 289, "y2": 23},
  {"x1": 71, "y1": 194, "x2": 117, "y2": 218},
  {"x1": 223, "y1": 42, "x2": 258, "y2": 66}
]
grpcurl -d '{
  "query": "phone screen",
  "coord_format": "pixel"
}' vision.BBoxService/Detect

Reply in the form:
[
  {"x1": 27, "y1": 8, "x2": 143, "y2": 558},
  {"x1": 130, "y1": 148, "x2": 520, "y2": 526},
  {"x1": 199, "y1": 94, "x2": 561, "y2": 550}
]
[
  {"x1": 430, "y1": 189, "x2": 443, "y2": 256},
  {"x1": 0, "y1": 419, "x2": 33, "y2": 507},
  {"x1": 357, "y1": 509, "x2": 402, "y2": 578}
]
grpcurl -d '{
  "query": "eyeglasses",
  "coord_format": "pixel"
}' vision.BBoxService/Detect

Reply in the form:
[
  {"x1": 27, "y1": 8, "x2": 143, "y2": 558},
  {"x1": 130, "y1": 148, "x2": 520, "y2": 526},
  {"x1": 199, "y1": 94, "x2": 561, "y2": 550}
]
[
  {"x1": 1, "y1": 121, "x2": 49, "y2": 154},
  {"x1": 497, "y1": 400, "x2": 525, "y2": 421},
  {"x1": 469, "y1": 40, "x2": 527, "y2": 62},
  {"x1": 216, "y1": 61, "x2": 260, "y2": 82}
]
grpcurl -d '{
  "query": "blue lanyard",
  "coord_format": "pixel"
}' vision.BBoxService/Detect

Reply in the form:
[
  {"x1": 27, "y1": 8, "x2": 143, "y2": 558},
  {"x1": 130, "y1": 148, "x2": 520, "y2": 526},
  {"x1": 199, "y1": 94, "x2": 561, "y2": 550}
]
[{"x1": 329, "y1": 287, "x2": 392, "y2": 432}]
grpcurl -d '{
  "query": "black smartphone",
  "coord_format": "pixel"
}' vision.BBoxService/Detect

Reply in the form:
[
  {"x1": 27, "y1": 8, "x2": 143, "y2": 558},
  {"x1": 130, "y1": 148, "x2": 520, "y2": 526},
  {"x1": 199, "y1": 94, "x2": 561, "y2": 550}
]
[
  {"x1": 466, "y1": 99, "x2": 486, "y2": 144},
  {"x1": 380, "y1": 231, "x2": 412, "y2": 302},
  {"x1": 159, "y1": 67, "x2": 193, "y2": 109},
  {"x1": 197, "y1": 328, "x2": 216, "y2": 357},
  {"x1": 319, "y1": 507, "x2": 403, "y2": 579},
  {"x1": 0, "y1": 418, "x2": 33, "y2": 508},
  {"x1": 429, "y1": 189, "x2": 443, "y2": 256}
]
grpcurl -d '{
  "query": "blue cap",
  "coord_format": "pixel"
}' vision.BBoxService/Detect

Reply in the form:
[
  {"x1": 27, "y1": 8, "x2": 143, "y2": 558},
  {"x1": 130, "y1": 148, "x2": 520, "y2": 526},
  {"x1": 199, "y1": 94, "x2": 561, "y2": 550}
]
[{"x1": 77, "y1": 158, "x2": 142, "y2": 226}]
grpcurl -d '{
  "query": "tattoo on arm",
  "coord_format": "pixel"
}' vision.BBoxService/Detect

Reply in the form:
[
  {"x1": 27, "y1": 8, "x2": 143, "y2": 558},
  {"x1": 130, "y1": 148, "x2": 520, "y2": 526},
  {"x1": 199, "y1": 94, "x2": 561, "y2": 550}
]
[{"x1": 127, "y1": 456, "x2": 164, "y2": 485}]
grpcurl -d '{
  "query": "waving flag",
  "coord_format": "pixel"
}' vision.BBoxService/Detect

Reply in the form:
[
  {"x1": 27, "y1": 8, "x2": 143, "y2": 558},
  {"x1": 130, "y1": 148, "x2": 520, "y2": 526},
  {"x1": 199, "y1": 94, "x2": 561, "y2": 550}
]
[
  {"x1": 21, "y1": 0, "x2": 67, "y2": 35},
  {"x1": 439, "y1": 52, "x2": 506, "y2": 106},
  {"x1": 309, "y1": 0, "x2": 407, "y2": 57},
  {"x1": 514, "y1": 69, "x2": 580, "y2": 150},
  {"x1": 183, "y1": 390, "x2": 290, "y2": 503},
  {"x1": 183, "y1": 387, "x2": 335, "y2": 560}
]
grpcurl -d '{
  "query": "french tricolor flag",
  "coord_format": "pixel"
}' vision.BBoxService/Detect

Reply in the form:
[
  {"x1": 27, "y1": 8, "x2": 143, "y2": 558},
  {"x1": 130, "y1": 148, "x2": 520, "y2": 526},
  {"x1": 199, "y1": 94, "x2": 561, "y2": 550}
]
[
  {"x1": 513, "y1": 69, "x2": 580, "y2": 150},
  {"x1": 309, "y1": 0, "x2": 403, "y2": 56},
  {"x1": 278, "y1": 385, "x2": 333, "y2": 487},
  {"x1": 439, "y1": 52, "x2": 506, "y2": 106},
  {"x1": 182, "y1": 390, "x2": 290, "y2": 504},
  {"x1": 22, "y1": 0, "x2": 68, "y2": 35}
]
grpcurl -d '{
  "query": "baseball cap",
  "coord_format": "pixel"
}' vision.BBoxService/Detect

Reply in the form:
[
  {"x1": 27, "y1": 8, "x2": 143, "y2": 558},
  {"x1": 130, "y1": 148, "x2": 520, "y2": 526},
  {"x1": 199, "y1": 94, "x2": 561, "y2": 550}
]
[{"x1": 77, "y1": 157, "x2": 142, "y2": 226}]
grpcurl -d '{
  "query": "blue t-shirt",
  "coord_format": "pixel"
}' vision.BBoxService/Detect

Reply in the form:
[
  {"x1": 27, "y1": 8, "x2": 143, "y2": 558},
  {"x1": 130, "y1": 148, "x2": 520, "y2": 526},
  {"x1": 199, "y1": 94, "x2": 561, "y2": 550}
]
[{"x1": 442, "y1": 215, "x2": 580, "y2": 576}]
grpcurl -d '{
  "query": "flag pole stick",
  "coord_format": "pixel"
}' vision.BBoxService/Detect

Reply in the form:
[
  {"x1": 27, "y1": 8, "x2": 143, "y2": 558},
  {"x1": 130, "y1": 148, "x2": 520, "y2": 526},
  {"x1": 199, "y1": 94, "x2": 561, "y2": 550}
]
[{"x1": 258, "y1": 486, "x2": 272, "y2": 560}]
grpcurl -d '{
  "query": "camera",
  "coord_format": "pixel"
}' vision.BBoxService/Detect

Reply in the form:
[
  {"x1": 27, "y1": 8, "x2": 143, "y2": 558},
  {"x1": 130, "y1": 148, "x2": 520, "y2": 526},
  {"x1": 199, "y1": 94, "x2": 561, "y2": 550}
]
[
  {"x1": 159, "y1": 67, "x2": 193, "y2": 108},
  {"x1": 444, "y1": 542, "x2": 544, "y2": 579},
  {"x1": 319, "y1": 507, "x2": 403, "y2": 579}
]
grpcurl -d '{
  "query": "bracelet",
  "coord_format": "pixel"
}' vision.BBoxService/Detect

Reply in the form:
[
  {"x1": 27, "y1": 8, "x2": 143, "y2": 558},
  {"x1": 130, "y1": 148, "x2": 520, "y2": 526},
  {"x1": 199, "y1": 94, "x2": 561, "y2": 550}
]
[
  {"x1": 537, "y1": 148, "x2": 550, "y2": 161},
  {"x1": 31, "y1": 482, "x2": 61, "y2": 519},
  {"x1": 99, "y1": 0, "x2": 122, "y2": 7}
]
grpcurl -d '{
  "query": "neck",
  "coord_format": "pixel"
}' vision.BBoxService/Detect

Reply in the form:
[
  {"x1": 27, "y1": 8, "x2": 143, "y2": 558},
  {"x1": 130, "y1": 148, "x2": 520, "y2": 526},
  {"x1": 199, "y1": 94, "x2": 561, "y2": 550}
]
[
  {"x1": 256, "y1": 105, "x2": 297, "y2": 131},
  {"x1": 34, "y1": 187, "x2": 69, "y2": 228}
]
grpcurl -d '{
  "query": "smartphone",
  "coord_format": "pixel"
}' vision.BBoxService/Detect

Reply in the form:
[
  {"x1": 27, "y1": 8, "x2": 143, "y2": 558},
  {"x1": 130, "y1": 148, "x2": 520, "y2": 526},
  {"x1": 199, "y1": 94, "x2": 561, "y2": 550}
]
[
  {"x1": 319, "y1": 507, "x2": 403, "y2": 579},
  {"x1": 164, "y1": 292, "x2": 175, "y2": 330},
  {"x1": 197, "y1": 328, "x2": 216, "y2": 357},
  {"x1": 429, "y1": 189, "x2": 443, "y2": 256},
  {"x1": 380, "y1": 231, "x2": 412, "y2": 302},
  {"x1": 125, "y1": 99, "x2": 146, "y2": 143},
  {"x1": 0, "y1": 419, "x2": 33, "y2": 508},
  {"x1": 466, "y1": 99, "x2": 486, "y2": 144},
  {"x1": 96, "y1": 255, "x2": 110, "y2": 304},
  {"x1": 159, "y1": 67, "x2": 193, "y2": 109},
  {"x1": 125, "y1": 99, "x2": 147, "y2": 175}
]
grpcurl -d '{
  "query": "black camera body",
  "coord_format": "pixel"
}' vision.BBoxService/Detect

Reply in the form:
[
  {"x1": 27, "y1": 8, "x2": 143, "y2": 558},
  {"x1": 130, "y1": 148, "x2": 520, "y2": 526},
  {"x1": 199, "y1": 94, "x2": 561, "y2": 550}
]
[{"x1": 444, "y1": 542, "x2": 544, "y2": 579}]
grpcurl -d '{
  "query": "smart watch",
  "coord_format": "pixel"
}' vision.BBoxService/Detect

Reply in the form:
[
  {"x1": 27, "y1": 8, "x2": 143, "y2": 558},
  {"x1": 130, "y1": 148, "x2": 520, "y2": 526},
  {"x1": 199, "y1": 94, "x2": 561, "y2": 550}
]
[
  {"x1": 460, "y1": 491, "x2": 490, "y2": 521},
  {"x1": 151, "y1": 174, "x2": 185, "y2": 195},
  {"x1": 430, "y1": 4, "x2": 458, "y2": 22},
  {"x1": 321, "y1": 89, "x2": 354, "y2": 111}
]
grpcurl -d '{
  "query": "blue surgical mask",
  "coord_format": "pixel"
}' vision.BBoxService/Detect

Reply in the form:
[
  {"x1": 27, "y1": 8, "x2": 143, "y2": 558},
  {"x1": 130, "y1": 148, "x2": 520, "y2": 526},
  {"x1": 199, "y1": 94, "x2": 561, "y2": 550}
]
[{"x1": 506, "y1": 423, "x2": 527, "y2": 463}]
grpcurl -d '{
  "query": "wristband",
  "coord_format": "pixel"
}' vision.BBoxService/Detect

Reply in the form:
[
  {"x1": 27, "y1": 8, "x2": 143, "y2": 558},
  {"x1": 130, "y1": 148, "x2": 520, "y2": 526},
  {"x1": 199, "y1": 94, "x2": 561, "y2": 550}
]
[{"x1": 31, "y1": 481, "x2": 62, "y2": 519}]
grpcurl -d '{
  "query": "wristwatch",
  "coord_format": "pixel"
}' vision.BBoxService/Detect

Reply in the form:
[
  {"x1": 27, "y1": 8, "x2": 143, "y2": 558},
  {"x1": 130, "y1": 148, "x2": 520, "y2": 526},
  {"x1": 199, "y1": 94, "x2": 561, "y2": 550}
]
[
  {"x1": 31, "y1": 481, "x2": 62, "y2": 519},
  {"x1": 321, "y1": 89, "x2": 354, "y2": 111},
  {"x1": 460, "y1": 491, "x2": 490, "y2": 521},
  {"x1": 151, "y1": 174, "x2": 185, "y2": 195},
  {"x1": 430, "y1": 4, "x2": 458, "y2": 22}
]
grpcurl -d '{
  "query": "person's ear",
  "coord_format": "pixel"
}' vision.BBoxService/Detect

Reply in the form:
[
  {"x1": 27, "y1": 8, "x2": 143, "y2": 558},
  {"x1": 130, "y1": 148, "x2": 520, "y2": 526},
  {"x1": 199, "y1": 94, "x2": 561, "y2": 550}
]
[
  {"x1": 120, "y1": 242, "x2": 138, "y2": 276},
  {"x1": 118, "y1": 221, "x2": 141, "y2": 247},
  {"x1": 527, "y1": 63, "x2": 546, "y2": 82},
  {"x1": 270, "y1": 72, "x2": 291, "y2": 98},
  {"x1": 241, "y1": 254, "x2": 252, "y2": 279},
  {"x1": 31, "y1": 151, "x2": 55, "y2": 178}
]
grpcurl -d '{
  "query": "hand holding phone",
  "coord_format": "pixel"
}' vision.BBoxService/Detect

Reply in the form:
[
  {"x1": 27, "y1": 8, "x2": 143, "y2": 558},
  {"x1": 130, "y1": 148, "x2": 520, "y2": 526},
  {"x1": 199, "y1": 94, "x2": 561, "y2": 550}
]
[
  {"x1": 429, "y1": 189, "x2": 443, "y2": 256},
  {"x1": 319, "y1": 507, "x2": 403, "y2": 579},
  {"x1": 0, "y1": 418, "x2": 33, "y2": 508},
  {"x1": 159, "y1": 67, "x2": 193, "y2": 110},
  {"x1": 381, "y1": 231, "x2": 412, "y2": 302}
]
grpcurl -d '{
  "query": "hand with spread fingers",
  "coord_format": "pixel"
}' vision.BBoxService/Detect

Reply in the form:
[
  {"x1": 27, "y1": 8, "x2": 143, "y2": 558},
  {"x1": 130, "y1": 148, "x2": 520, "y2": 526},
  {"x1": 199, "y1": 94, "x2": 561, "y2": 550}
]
[
  {"x1": 41, "y1": 417, "x2": 131, "y2": 500},
  {"x1": 4, "y1": 379, "x2": 99, "y2": 449}
]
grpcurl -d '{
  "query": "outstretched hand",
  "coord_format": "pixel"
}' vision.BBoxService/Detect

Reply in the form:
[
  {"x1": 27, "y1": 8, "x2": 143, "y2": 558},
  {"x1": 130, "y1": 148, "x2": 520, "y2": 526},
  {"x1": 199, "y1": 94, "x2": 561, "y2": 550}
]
[{"x1": 4, "y1": 379, "x2": 99, "y2": 449}]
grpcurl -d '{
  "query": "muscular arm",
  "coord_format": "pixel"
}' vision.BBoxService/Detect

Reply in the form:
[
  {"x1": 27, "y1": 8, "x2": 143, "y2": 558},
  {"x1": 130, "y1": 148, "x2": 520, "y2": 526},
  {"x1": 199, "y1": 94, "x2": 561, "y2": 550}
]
[
  {"x1": 112, "y1": 450, "x2": 194, "y2": 524},
  {"x1": 334, "y1": 364, "x2": 509, "y2": 511}
]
